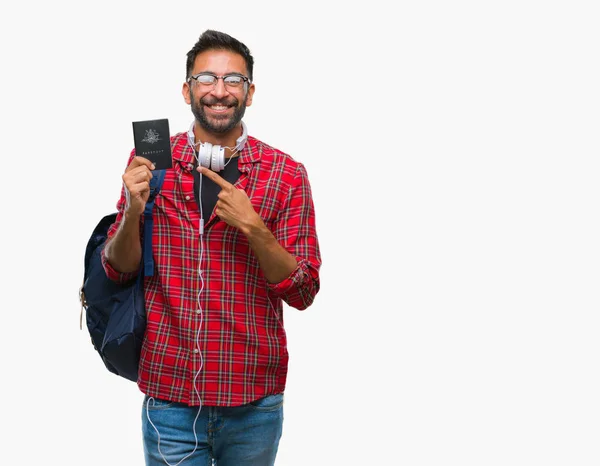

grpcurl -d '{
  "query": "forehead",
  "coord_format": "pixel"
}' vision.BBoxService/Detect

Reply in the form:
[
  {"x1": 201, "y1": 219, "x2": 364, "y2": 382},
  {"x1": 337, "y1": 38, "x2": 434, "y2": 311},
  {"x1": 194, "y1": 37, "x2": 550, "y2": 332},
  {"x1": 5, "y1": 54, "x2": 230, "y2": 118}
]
[{"x1": 192, "y1": 49, "x2": 247, "y2": 75}]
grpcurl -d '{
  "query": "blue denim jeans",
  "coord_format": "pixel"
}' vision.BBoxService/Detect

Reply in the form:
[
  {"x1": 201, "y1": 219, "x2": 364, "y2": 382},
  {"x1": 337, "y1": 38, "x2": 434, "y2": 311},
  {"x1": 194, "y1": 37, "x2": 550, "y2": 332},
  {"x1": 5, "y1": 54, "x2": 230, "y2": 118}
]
[{"x1": 141, "y1": 393, "x2": 284, "y2": 466}]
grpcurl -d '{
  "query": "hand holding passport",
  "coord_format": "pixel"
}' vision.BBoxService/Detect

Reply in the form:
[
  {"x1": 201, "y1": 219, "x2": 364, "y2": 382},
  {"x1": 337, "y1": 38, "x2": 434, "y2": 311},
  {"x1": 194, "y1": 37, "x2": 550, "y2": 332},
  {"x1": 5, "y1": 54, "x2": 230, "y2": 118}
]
[{"x1": 132, "y1": 119, "x2": 173, "y2": 170}]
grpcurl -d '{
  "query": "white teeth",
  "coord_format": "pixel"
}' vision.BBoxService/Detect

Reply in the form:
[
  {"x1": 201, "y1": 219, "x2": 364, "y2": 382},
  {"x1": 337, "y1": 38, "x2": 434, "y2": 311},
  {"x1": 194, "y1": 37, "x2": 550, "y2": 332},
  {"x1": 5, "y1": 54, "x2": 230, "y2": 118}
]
[{"x1": 210, "y1": 105, "x2": 228, "y2": 110}]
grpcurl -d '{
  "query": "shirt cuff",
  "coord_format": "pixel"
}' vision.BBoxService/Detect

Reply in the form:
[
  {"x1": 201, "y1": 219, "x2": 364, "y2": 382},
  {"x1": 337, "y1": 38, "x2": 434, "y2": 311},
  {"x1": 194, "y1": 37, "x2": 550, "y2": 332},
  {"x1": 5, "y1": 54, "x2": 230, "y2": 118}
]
[
  {"x1": 266, "y1": 258, "x2": 310, "y2": 294},
  {"x1": 101, "y1": 246, "x2": 139, "y2": 284}
]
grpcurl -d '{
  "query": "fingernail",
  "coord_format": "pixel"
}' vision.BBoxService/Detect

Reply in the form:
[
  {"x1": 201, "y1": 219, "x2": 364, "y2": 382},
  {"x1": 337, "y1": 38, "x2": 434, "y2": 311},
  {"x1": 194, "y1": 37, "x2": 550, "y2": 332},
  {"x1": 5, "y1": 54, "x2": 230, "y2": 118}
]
[{"x1": 151, "y1": 163, "x2": 156, "y2": 170}]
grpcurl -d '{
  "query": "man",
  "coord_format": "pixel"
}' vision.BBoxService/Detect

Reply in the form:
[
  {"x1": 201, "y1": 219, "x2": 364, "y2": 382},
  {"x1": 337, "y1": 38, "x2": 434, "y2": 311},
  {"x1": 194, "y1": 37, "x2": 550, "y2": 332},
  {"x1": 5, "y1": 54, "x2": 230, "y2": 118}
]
[{"x1": 102, "y1": 30, "x2": 321, "y2": 465}]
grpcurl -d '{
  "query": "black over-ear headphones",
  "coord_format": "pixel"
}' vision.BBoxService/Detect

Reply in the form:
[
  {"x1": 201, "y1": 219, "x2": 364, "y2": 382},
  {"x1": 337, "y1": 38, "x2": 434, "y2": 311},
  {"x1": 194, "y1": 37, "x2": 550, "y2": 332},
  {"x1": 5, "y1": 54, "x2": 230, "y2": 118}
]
[{"x1": 187, "y1": 121, "x2": 248, "y2": 172}]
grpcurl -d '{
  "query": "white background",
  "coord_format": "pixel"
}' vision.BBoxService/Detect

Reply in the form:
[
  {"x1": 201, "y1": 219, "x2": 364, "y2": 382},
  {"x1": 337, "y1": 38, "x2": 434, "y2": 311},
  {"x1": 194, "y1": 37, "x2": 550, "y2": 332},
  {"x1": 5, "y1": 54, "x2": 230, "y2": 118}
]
[{"x1": 1, "y1": 0, "x2": 599, "y2": 465}]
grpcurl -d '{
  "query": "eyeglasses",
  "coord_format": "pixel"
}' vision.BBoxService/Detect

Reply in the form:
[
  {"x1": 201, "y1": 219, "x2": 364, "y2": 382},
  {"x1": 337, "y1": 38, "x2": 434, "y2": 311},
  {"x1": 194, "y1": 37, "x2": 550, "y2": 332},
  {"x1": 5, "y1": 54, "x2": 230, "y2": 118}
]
[{"x1": 188, "y1": 73, "x2": 250, "y2": 90}]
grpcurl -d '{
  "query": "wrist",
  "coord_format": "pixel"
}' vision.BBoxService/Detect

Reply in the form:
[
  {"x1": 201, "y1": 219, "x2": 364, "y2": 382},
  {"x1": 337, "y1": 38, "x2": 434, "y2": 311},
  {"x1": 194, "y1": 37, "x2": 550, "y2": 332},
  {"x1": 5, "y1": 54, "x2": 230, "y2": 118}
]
[
  {"x1": 124, "y1": 208, "x2": 142, "y2": 221},
  {"x1": 242, "y1": 213, "x2": 267, "y2": 239}
]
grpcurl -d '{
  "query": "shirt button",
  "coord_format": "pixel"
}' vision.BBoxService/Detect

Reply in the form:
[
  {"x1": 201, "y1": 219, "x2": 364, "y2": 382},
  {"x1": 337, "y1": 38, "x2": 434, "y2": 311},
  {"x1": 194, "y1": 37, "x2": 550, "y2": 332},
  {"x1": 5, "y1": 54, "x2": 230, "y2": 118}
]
[
  {"x1": 188, "y1": 163, "x2": 194, "y2": 171},
  {"x1": 196, "y1": 309, "x2": 201, "y2": 314},
  {"x1": 193, "y1": 349, "x2": 199, "y2": 354},
  {"x1": 185, "y1": 195, "x2": 191, "y2": 201}
]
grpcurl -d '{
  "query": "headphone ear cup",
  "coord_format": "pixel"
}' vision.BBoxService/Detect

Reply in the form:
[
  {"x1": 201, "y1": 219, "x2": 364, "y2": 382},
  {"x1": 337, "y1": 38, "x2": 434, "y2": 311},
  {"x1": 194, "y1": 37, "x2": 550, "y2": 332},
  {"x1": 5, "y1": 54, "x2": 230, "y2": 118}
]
[
  {"x1": 198, "y1": 142, "x2": 212, "y2": 168},
  {"x1": 211, "y1": 145, "x2": 225, "y2": 172}
]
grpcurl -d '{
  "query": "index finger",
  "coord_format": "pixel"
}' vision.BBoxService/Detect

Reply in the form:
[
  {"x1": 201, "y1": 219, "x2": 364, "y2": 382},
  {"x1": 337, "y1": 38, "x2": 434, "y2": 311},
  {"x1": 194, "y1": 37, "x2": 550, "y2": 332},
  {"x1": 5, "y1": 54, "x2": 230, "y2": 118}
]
[
  {"x1": 128, "y1": 156, "x2": 156, "y2": 171},
  {"x1": 197, "y1": 166, "x2": 232, "y2": 189}
]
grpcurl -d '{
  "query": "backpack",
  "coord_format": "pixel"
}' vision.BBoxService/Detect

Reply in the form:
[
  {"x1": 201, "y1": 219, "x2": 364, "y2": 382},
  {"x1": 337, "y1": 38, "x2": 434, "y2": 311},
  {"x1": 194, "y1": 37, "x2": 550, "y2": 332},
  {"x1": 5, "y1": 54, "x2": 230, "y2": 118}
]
[{"x1": 80, "y1": 170, "x2": 166, "y2": 382}]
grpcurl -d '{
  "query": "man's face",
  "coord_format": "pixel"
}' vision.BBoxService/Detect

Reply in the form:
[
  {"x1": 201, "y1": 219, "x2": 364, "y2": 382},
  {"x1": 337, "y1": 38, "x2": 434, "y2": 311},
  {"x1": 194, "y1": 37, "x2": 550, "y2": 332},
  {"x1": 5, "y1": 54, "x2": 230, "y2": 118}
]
[{"x1": 183, "y1": 50, "x2": 255, "y2": 135}]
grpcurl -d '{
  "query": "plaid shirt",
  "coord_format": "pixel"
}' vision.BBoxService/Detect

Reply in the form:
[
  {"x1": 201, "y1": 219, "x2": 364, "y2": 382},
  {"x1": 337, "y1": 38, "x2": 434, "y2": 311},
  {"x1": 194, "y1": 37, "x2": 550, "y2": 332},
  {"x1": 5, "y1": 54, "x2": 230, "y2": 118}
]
[{"x1": 102, "y1": 131, "x2": 321, "y2": 406}]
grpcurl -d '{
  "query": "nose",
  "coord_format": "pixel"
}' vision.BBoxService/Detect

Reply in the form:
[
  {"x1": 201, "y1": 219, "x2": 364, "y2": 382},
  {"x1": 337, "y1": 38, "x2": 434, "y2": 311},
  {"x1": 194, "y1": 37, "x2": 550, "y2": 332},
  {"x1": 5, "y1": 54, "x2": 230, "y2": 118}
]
[{"x1": 210, "y1": 77, "x2": 229, "y2": 99}]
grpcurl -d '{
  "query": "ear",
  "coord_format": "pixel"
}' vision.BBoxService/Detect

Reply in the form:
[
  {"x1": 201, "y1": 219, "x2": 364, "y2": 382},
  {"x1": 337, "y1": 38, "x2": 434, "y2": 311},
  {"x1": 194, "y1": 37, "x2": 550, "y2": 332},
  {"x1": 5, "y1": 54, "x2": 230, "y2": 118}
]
[
  {"x1": 182, "y1": 81, "x2": 192, "y2": 105},
  {"x1": 244, "y1": 82, "x2": 256, "y2": 107}
]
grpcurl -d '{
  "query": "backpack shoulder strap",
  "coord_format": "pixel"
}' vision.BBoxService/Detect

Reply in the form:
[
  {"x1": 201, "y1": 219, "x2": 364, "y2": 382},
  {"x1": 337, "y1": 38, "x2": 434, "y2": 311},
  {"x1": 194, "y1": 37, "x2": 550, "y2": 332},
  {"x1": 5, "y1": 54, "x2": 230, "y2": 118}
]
[{"x1": 143, "y1": 169, "x2": 166, "y2": 277}]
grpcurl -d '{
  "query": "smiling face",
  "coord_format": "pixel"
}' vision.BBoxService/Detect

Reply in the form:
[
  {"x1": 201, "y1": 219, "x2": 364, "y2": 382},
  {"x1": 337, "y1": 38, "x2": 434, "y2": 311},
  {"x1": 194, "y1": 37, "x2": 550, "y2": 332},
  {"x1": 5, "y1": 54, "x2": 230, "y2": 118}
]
[{"x1": 183, "y1": 49, "x2": 255, "y2": 140}]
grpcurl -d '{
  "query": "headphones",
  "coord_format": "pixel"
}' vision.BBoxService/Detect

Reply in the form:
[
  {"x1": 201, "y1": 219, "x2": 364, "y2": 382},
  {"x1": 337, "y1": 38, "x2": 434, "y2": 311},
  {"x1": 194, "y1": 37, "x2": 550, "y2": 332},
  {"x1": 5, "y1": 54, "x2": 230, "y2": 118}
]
[{"x1": 187, "y1": 121, "x2": 248, "y2": 172}]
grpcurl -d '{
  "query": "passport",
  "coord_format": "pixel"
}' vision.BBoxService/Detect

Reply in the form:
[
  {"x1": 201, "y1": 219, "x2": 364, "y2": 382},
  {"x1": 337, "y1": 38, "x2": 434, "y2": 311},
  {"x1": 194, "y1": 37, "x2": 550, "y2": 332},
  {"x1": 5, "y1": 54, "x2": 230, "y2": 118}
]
[{"x1": 132, "y1": 118, "x2": 173, "y2": 170}]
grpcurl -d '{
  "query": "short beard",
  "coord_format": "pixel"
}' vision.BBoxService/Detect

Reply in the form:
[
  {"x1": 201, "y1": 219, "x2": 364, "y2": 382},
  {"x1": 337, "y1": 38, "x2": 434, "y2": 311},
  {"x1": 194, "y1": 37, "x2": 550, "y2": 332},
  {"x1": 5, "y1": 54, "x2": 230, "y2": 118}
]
[{"x1": 190, "y1": 88, "x2": 248, "y2": 134}]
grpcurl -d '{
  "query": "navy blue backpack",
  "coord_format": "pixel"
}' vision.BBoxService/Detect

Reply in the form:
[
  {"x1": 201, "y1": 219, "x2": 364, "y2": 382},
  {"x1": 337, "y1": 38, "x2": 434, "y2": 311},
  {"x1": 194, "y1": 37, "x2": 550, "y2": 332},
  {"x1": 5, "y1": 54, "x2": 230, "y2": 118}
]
[{"x1": 80, "y1": 170, "x2": 166, "y2": 382}]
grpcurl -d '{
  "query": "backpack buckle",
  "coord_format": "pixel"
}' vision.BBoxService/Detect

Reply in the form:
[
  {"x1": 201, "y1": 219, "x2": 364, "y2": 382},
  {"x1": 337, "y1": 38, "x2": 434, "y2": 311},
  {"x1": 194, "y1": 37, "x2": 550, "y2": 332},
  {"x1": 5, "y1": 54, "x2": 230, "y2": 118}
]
[{"x1": 79, "y1": 285, "x2": 87, "y2": 330}]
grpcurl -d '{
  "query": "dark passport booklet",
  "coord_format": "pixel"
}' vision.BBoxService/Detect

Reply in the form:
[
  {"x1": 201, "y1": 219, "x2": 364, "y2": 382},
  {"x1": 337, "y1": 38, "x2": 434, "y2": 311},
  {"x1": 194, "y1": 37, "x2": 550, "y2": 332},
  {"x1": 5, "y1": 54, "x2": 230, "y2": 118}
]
[{"x1": 132, "y1": 118, "x2": 173, "y2": 170}]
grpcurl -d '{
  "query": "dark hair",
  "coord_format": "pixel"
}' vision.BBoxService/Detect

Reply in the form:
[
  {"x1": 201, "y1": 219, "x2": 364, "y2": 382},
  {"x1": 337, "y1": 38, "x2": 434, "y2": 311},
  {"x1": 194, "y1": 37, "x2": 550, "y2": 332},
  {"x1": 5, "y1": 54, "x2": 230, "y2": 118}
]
[{"x1": 186, "y1": 30, "x2": 254, "y2": 82}]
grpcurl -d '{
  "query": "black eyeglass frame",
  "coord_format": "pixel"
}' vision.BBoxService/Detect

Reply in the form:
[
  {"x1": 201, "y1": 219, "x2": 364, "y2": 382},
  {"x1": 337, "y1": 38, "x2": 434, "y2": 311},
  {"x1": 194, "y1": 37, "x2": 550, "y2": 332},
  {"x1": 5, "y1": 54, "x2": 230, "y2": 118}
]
[{"x1": 187, "y1": 73, "x2": 251, "y2": 87}]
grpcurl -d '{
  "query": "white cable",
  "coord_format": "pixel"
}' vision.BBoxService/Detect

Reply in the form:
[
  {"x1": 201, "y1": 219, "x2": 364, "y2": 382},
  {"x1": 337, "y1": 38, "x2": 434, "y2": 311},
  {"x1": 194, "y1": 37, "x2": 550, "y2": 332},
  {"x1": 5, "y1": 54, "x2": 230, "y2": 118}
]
[
  {"x1": 145, "y1": 396, "x2": 202, "y2": 466},
  {"x1": 145, "y1": 136, "x2": 206, "y2": 466}
]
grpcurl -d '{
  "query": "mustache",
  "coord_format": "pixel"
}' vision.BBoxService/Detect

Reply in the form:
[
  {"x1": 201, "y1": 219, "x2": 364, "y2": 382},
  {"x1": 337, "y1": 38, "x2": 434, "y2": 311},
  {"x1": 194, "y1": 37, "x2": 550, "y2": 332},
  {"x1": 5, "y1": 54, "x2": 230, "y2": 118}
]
[{"x1": 200, "y1": 96, "x2": 238, "y2": 106}]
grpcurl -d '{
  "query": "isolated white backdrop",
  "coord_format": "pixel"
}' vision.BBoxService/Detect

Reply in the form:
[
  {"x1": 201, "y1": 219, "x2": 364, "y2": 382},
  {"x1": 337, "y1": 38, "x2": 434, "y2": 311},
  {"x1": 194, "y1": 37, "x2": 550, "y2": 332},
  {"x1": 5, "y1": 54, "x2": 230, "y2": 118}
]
[{"x1": 1, "y1": 0, "x2": 599, "y2": 465}]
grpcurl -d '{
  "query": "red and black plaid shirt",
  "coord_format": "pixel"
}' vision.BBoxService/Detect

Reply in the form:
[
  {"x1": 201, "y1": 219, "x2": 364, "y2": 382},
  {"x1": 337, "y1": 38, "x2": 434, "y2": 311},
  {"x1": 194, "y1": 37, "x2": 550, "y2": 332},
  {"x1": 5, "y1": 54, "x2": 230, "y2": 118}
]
[{"x1": 102, "y1": 131, "x2": 321, "y2": 406}]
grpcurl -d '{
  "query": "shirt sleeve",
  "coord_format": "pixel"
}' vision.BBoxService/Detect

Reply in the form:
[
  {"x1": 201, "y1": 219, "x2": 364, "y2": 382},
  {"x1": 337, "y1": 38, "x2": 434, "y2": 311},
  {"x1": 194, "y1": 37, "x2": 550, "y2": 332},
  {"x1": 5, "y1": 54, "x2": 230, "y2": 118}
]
[
  {"x1": 266, "y1": 163, "x2": 321, "y2": 310},
  {"x1": 100, "y1": 149, "x2": 142, "y2": 283}
]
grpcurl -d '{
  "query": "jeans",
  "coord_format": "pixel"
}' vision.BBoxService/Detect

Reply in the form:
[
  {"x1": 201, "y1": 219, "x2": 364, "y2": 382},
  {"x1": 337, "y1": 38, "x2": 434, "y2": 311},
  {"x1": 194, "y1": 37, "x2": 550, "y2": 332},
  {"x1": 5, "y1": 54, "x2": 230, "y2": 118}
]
[{"x1": 141, "y1": 393, "x2": 284, "y2": 466}]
